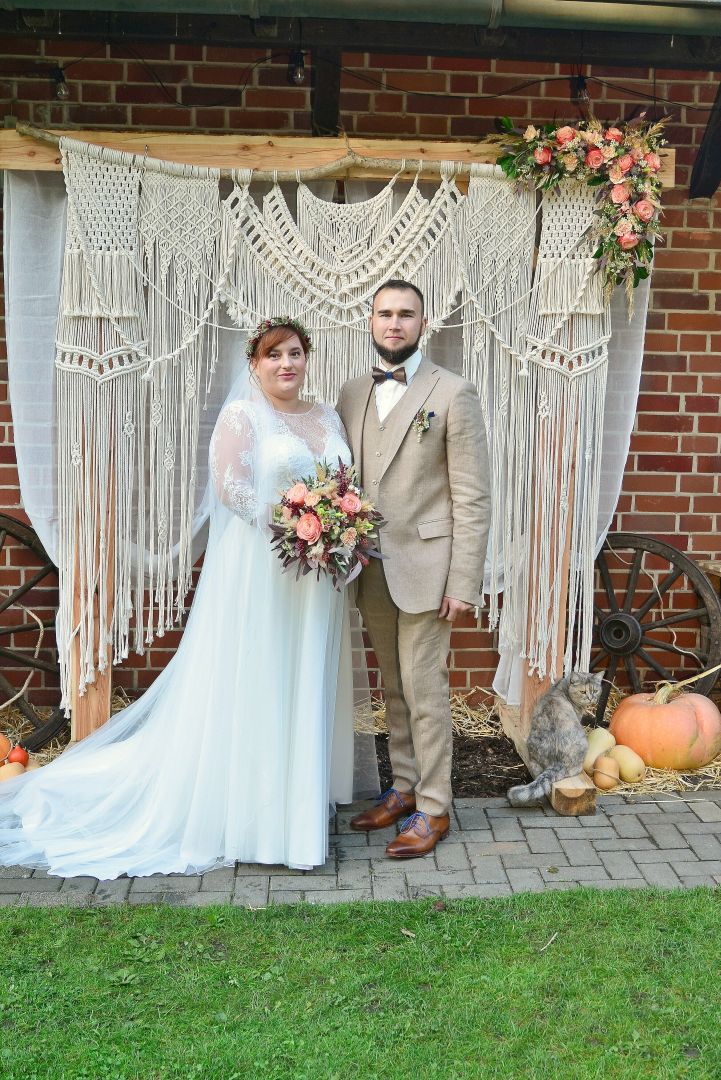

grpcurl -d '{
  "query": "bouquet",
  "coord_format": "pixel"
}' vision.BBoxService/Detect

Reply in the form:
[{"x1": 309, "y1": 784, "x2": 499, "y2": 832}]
[
  {"x1": 269, "y1": 459, "x2": 385, "y2": 589},
  {"x1": 494, "y1": 115, "x2": 667, "y2": 312}
]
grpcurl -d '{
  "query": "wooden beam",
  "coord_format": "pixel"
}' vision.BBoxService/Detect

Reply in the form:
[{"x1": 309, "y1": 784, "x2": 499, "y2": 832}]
[
  {"x1": 1, "y1": 11, "x2": 721, "y2": 70},
  {"x1": 0, "y1": 129, "x2": 677, "y2": 187},
  {"x1": 311, "y1": 47, "x2": 342, "y2": 137},
  {"x1": 690, "y1": 78, "x2": 721, "y2": 198}
]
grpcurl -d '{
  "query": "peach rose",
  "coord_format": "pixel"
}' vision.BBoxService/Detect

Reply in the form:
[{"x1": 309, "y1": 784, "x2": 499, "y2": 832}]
[
  {"x1": 608, "y1": 165, "x2": 625, "y2": 185},
  {"x1": 630, "y1": 146, "x2": 643, "y2": 162},
  {"x1": 296, "y1": 512, "x2": 322, "y2": 543},
  {"x1": 616, "y1": 153, "x2": 634, "y2": 174},
  {"x1": 618, "y1": 233, "x2": 640, "y2": 251},
  {"x1": 340, "y1": 492, "x2": 362, "y2": 515},
  {"x1": 644, "y1": 152, "x2": 662, "y2": 172},
  {"x1": 600, "y1": 145, "x2": 616, "y2": 161},
  {"x1": 281, "y1": 504, "x2": 294, "y2": 521},
  {"x1": 286, "y1": 482, "x2": 309, "y2": 506},
  {"x1": 585, "y1": 148, "x2": 604, "y2": 169},
  {"x1": 605, "y1": 127, "x2": 624, "y2": 143},
  {"x1": 614, "y1": 217, "x2": 633, "y2": 237},
  {"x1": 555, "y1": 125, "x2": 577, "y2": 146},
  {"x1": 561, "y1": 153, "x2": 579, "y2": 172},
  {"x1": 633, "y1": 199, "x2": 655, "y2": 223},
  {"x1": 610, "y1": 183, "x2": 631, "y2": 204},
  {"x1": 523, "y1": 124, "x2": 539, "y2": 142},
  {"x1": 304, "y1": 491, "x2": 322, "y2": 507},
  {"x1": 533, "y1": 146, "x2": 552, "y2": 166},
  {"x1": 340, "y1": 528, "x2": 358, "y2": 548}
]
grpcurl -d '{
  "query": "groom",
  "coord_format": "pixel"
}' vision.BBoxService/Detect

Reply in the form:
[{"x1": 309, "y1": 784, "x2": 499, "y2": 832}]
[{"x1": 337, "y1": 280, "x2": 490, "y2": 858}]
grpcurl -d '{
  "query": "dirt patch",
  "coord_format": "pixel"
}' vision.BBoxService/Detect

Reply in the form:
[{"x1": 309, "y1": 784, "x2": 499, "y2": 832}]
[{"x1": 375, "y1": 733, "x2": 532, "y2": 799}]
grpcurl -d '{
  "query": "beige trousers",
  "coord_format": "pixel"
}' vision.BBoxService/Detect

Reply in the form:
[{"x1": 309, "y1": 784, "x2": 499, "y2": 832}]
[{"x1": 357, "y1": 558, "x2": 453, "y2": 817}]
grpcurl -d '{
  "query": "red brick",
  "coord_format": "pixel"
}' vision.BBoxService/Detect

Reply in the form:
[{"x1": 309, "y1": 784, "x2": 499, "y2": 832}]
[
  {"x1": 679, "y1": 334, "x2": 710, "y2": 352},
  {"x1": 384, "y1": 72, "x2": 447, "y2": 93},
  {"x1": 653, "y1": 291, "x2": 710, "y2": 312},
  {"x1": 620, "y1": 514, "x2": 678, "y2": 532},
  {"x1": 69, "y1": 105, "x2": 131, "y2": 126},
  {"x1": 680, "y1": 515, "x2": 714, "y2": 532},
  {"x1": 450, "y1": 75, "x2": 479, "y2": 94},
  {"x1": 634, "y1": 495, "x2": 688, "y2": 512},
  {"x1": 631, "y1": 434, "x2": 679, "y2": 453},
  {"x1": 130, "y1": 107, "x2": 193, "y2": 128},
  {"x1": 80, "y1": 84, "x2": 112, "y2": 104},
  {"x1": 680, "y1": 474, "x2": 717, "y2": 492},
  {"x1": 685, "y1": 395, "x2": 721, "y2": 414},
  {"x1": 623, "y1": 474, "x2": 678, "y2": 493},
  {"x1": 406, "y1": 93, "x2": 465, "y2": 116},
  {"x1": 431, "y1": 57, "x2": 492, "y2": 72},
  {"x1": 636, "y1": 455, "x2": 693, "y2": 472},
  {"x1": 680, "y1": 435, "x2": 720, "y2": 453},
  {"x1": 655, "y1": 251, "x2": 710, "y2": 270},
  {"x1": 205, "y1": 47, "x2": 268, "y2": 63},
  {"x1": 635, "y1": 394, "x2": 682, "y2": 413},
  {"x1": 356, "y1": 113, "x2": 417, "y2": 135},
  {"x1": 699, "y1": 416, "x2": 721, "y2": 434},
  {"x1": 174, "y1": 45, "x2": 205, "y2": 62},
  {"x1": 225, "y1": 110, "x2": 292, "y2": 131},
  {"x1": 373, "y1": 92, "x2": 406, "y2": 113},
  {"x1": 419, "y1": 116, "x2": 450, "y2": 136},
  {"x1": 244, "y1": 88, "x2": 306, "y2": 110},
  {"x1": 467, "y1": 97, "x2": 528, "y2": 118},
  {"x1": 368, "y1": 54, "x2": 429, "y2": 70},
  {"x1": 697, "y1": 456, "x2": 721, "y2": 473},
  {"x1": 693, "y1": 496, "x2": 721, "y2": 512},
  {"x1": 116, "y1": 83, "x2": 174, "y2": 105}
]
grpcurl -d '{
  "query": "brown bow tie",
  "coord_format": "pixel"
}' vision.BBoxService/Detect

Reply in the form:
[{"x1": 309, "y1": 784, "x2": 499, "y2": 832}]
[{"x1": 371, "y1": 366, "x2": 407, "y2": 385}]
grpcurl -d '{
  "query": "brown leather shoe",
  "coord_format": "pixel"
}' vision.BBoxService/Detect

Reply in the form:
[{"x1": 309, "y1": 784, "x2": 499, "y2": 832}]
[
  {"x1": 385, "y1": 811, "x2": 450, "y2": 858},
  {"x1": 350, "y1": 788, "x2": 416, "y2": 831}
]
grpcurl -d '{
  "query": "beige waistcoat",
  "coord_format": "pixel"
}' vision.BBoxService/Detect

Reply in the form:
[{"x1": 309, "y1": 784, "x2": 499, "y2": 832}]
[{"x1": 338, "y1": 357, "x2": 490, "y2": 613}]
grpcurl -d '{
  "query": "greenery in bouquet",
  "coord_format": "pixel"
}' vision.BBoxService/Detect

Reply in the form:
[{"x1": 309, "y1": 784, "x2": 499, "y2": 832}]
[
  {"x1": 494, "y1": 115, "x2": 667, "y2": 311},
  {"x1": 269, "y1": 459, "x2": 385, "y2": 589}
]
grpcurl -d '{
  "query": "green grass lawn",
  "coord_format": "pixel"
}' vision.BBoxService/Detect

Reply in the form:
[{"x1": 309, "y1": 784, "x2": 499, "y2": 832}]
[{"x1": 2, "y1": 888, "x2": 720, "y2": 1079}]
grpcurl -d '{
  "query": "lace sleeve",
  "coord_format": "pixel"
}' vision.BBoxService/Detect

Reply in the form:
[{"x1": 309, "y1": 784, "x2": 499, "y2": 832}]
[
  {"x1": 209, "y1": 401, "x2": 259, "y2": 523},
  {"x1": 321, "y1": 404, "x2": 349, "y2": 445}
]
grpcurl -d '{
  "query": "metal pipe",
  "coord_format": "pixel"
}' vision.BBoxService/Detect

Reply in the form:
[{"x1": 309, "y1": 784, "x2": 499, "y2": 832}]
[{"x1": 4, "y1": 0, "x2": 721, "y2": 34}]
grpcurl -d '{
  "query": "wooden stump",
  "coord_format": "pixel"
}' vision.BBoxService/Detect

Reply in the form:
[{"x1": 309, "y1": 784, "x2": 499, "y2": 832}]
[{"x1": 551, "y1": 772, "x2": 597, "y2": 817}]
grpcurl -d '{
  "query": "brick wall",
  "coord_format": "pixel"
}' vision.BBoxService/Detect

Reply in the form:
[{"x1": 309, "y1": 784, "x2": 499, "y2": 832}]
[{"x1": 0, "y1": 39, "x2": 719, "y2": 703}]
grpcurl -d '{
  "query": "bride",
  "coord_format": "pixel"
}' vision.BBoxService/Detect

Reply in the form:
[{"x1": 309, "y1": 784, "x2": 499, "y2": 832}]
[{"x1": 0, "y1": 317, "x2": 377, "y2": 878}]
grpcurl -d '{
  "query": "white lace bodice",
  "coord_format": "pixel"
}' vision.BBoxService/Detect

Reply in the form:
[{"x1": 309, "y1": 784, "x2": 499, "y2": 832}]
[{"x1": 209, "y1": 400, "x2": 351, "y2": 522}]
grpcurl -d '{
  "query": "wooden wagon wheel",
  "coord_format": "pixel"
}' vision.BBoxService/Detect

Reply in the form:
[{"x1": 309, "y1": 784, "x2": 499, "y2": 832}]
[
  {"x1": 591, "y1": 532, "x2": 721, "y2": 726},
  {"x1": 0, "y1": 513, "x2": 68, "y2": 751}
]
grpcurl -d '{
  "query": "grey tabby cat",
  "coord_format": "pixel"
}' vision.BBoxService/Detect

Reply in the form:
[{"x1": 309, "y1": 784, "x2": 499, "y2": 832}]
[{"x1": 506, "y1": 671, "x2": 603, "y2": 807}]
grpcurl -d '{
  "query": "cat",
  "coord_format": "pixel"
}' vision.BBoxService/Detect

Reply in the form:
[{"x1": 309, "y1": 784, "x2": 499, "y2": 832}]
[{"x1": 506, "y1": 671, "x2": 604, "y2": 807}]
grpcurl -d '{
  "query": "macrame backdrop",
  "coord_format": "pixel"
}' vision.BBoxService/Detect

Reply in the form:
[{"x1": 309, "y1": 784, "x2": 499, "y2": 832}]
[{"x1": 16, "y1": 138, "x2": 647, "y2": 711}]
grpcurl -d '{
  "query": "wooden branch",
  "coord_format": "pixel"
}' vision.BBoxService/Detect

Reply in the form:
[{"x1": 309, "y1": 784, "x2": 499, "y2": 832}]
[{"x1": 0, "y1": 127, "x2": 676, "y2": 187}]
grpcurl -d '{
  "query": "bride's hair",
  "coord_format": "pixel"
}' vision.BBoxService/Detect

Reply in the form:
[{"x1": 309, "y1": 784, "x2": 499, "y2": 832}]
[{"x1": 249, "y1": 322, "x2": 312, "y2": 364}]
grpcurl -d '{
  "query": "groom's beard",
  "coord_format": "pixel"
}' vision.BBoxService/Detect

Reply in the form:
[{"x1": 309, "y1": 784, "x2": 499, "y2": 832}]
[{"x1": 371, "y1": 332, "x2": 422, "y2": 367}]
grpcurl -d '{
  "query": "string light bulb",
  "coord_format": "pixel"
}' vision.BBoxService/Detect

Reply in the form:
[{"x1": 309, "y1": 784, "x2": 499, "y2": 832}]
[
  {"x1": 287, "y1": 50, "x2": 306, "y2": 87},
  {"x1": 51, "y1": 66, "x2": 70, "y2": 100},
  {"x1": 570, "y1": 73, "x2": 590, "y2": 109}
]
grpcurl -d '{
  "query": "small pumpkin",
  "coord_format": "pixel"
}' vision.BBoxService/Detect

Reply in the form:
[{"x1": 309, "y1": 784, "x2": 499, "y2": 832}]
[
  {"x1": 610, "y1": 687, "x2": 721, "y2": 771},
  {"x1": 593, "y1": 754, "x2": 620, "y2": 791},
  {"x1": 583, "y1": 728, "x2": 616, "y2": 775},
  {"x1": 609, "y1": 744, "x2": 646, "y2": 784}
]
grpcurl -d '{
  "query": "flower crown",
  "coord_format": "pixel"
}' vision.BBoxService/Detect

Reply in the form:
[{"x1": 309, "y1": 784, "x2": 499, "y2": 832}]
[{"x1": 245, "y1": 316, "x2": 313, "y2": 359}]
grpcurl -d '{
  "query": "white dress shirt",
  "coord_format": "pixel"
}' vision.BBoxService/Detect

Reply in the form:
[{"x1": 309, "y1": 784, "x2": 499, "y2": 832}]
[{"x1": 374, "y1": 349, "x2": 423, "y2": 425}]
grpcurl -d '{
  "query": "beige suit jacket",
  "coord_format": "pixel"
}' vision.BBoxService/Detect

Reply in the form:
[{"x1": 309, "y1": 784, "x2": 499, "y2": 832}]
[{"x1": 337, "y1": 357, "x2": 491, "y2": 613}]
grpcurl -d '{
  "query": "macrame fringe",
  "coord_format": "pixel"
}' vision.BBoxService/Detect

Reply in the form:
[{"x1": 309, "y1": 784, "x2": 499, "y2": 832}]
[
  {"x1": 54, "y1": 140, "x2": 618, "y2": 712},
  {"x1": 536, "y1": 256, "x2": 605, "y2": 317}
]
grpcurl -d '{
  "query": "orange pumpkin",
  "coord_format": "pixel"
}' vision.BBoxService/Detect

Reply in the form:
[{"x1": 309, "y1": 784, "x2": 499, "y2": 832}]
[{"x1": 610, "y1": 691, "x2": 721, "y2": 770}]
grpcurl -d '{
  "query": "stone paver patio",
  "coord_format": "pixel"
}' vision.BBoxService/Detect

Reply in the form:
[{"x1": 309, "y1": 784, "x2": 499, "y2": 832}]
[{"x1": 3, "y1": 792, "x2": 721, "y2": 907}]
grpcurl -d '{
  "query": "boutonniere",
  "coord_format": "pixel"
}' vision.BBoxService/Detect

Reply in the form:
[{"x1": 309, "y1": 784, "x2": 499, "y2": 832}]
[{"x1": 413, "y1": 408, "x2": 435, "y2": 442}]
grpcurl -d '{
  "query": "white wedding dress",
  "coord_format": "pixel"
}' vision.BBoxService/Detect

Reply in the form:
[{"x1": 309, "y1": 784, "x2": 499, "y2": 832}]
[{"x1": 0, "y1": 396, "x2": 376, "y2": 878}]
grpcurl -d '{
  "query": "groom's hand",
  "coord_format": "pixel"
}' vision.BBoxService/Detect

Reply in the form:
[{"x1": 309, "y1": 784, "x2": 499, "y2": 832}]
[{"x1": 438, "y1": 596, "x2": 476, "y2": 623}]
